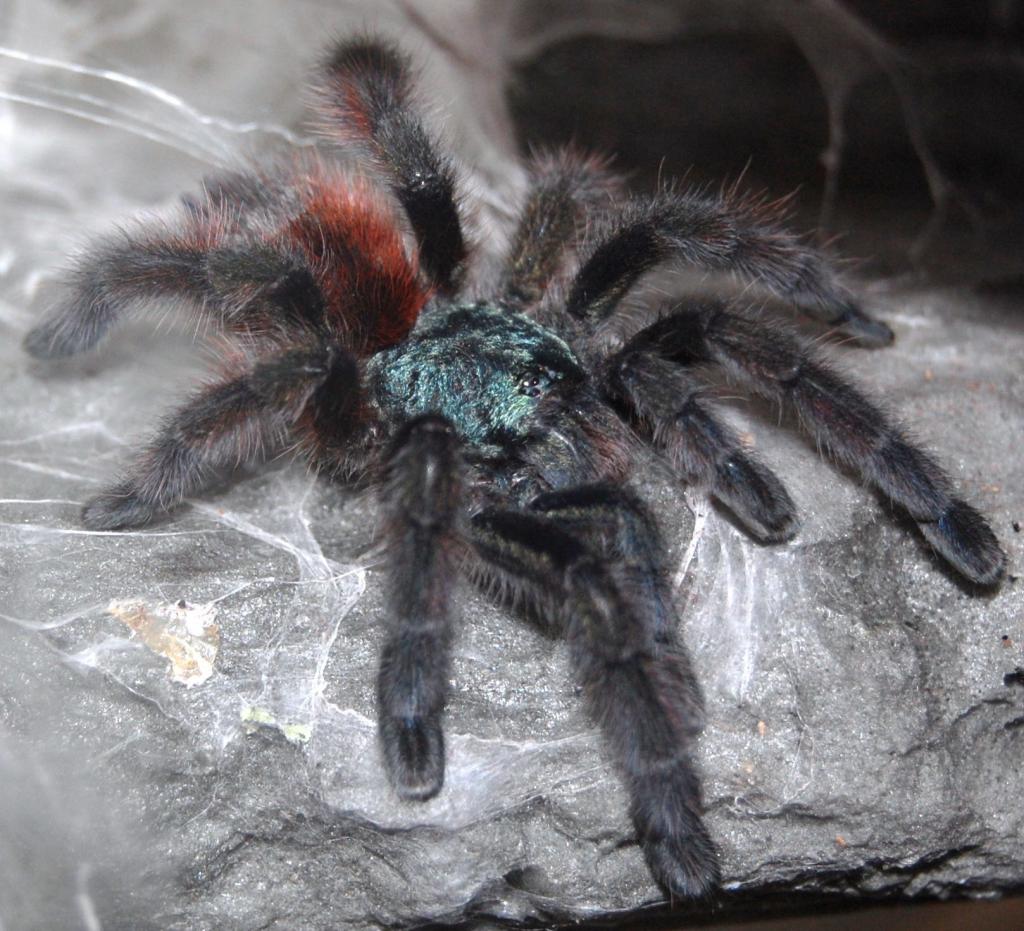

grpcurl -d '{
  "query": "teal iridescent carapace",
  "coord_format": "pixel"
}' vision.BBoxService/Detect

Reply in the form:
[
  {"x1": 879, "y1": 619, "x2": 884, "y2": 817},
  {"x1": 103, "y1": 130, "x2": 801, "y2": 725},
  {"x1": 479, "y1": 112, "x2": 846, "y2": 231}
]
[{"x1": 367, "y1": 301, "x2": 585, "y2": 455}]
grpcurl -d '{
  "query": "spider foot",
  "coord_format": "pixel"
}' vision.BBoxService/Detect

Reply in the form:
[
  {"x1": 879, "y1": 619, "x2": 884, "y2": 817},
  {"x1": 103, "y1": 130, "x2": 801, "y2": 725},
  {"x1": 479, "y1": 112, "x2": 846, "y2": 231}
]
[
  {"x1": 718, "y1": 452, "x2": 799, "y2": 544},
  {"x1": 82, "y1": 483, "x2": 158, "y2": 530},
  {"x1": 642, "y1": 830, "x2": 720, "y2": 901},
  {"x1": 834, "y1": 301, "x2": 894, "y2": 348},
  {"x1": 24, "y1": 304, "x2": 107, "y2": 360},
  {"x1": 380, "y1": 715, "x2": 445, "y2": 802},
  {"x1": 632, "y1": 771, "x2": 720, "y2": 900},
  {"x1": 919, "y1": 499, "x2": 1007, "y2": 587}
]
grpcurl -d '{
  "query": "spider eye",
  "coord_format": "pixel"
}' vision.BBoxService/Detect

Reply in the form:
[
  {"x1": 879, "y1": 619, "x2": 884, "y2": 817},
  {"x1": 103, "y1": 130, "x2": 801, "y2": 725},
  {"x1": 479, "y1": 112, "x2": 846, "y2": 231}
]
[
  {"x1": 519, "y1": 374, "x2": 542, "y2": 397},
  {"x1": 518, "y1": 369, "x2": 556, "y2": 398}
]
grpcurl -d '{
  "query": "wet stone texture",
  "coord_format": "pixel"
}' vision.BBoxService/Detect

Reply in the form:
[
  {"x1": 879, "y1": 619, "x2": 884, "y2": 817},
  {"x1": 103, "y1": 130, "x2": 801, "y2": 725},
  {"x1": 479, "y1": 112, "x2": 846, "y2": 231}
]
[{"x1": 1, "y1": 1, "x2": 1023, "y2": 929}]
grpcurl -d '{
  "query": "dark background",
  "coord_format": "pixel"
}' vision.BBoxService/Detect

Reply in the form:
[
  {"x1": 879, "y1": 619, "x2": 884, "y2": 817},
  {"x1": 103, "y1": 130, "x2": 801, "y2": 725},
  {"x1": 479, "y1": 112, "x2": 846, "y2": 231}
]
[{"x1": 511, "y1": 0, "x2": 1024, "y2": 284}]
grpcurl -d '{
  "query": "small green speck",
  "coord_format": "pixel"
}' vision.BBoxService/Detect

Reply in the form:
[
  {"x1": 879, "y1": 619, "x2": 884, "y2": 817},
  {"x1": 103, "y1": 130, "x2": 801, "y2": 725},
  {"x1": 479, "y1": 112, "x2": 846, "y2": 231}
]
[{"x1": 241, "y1": 705, "x2": 311, "y2": 744}]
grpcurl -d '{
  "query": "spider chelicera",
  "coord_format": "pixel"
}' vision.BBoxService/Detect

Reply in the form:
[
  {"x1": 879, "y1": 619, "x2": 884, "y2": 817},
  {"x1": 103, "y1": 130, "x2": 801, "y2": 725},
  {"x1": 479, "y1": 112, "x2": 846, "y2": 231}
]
[{"x1": 23, "y1": 36, "x2": 1006, "y2": 899}]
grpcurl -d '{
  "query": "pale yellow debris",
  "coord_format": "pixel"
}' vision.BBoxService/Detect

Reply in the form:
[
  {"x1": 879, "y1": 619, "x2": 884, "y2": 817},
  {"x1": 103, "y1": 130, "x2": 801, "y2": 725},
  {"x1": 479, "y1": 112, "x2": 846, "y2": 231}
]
[{"x1": 108, "y1": 598, "x2": 220, "y2": 686}]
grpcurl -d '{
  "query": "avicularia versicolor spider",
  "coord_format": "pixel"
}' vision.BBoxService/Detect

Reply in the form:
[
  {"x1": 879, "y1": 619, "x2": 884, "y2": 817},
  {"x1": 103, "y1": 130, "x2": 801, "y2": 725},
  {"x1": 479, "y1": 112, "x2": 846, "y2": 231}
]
[{"x1": 24, "y1": 35, "x2": 1007, "y2": 899}]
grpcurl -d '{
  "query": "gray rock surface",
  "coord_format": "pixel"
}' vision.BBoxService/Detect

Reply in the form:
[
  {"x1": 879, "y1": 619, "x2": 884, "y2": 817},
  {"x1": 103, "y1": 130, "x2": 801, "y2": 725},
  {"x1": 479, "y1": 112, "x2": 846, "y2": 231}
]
[{"x1": 1, "y1": 2, "x2": 1022, "y2": 928}]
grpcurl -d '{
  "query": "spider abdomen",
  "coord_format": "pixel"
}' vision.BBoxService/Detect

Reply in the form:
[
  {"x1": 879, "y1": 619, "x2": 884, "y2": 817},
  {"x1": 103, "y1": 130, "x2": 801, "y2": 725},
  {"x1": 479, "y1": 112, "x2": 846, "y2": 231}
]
[{"x1": 280, "y1": 163, "x2": 428, "y2": 352}]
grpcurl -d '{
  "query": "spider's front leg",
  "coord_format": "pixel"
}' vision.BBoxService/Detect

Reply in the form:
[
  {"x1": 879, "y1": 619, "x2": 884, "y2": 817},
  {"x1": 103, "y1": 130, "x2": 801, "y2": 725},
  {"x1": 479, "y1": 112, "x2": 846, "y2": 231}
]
[
  {"x1": 604, "y1": 349, "x2": 799, "y2": 543},
  {"x1": 471, "y1": 495, "x2": 718, "y2": 899},
  {"x1": 527, "y1": 484, "x2": 678, "y2": 642},
  {"x1": 83, "y1": 347, "x2": 356, "y2": 530},
  {"x1": 376, "y1": 415, "x2": 463, "y2": 801},
  {"x1": 627, "y1": 300, "x2": 1007, "y2": 585}
]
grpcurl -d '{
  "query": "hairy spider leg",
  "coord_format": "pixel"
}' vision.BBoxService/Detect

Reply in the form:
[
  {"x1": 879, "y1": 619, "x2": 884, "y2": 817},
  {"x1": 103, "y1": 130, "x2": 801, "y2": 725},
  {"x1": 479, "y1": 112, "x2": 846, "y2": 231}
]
[
  {"x1": 82, "y1": 347, "x2": 357, "y2": 530},
  {"x1": 26, "y1": 158, "x2": 430, "y2": 362},
  {"x1": 182, "y1": 169, "x2": 295, "y2": 226},
  {"x1": 314, "y1": 37, "x2": 467, "y2": 292},
  {"x1": 377, "y1": 415, "x2": 463, "y2": 800},
  {"x1": 499, "y1": 149, "x2": 622, "y2": 312},
  {"x1": 565, "y1": 189, "x2": 894, "y2": 347},
  {"x1": 23, "y1": 211, "x2": 328, "y2": 359},
  {"x1": 630, "y1": 301, "x2": 1007, "y2": 585},
  {"x1": 527, "y1": 484, "x2": 680, "y2": 642},
  {"x1": 604, "y1": 348, "x2": 799, "y2": 543},
  {"x1": 471, "y1": 505, "x2": 719, "y2": 900},
  {"x1": 296, "y1": 348, "x2": 369, "y2": 478}
]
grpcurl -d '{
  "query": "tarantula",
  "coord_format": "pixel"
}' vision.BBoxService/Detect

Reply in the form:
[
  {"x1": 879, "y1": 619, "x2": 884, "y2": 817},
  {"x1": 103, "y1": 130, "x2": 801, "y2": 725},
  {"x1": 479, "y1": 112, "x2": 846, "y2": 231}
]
[{"x1": 24, "y1": 36, "x2": 1006, "y2": 900}]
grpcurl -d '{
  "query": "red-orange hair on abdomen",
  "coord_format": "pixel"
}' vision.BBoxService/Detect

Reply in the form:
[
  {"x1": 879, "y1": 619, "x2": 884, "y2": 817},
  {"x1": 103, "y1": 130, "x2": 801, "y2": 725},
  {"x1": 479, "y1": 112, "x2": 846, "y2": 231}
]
[{"x1": 284, "y1": 164, "x2": 429, "y2": 353}]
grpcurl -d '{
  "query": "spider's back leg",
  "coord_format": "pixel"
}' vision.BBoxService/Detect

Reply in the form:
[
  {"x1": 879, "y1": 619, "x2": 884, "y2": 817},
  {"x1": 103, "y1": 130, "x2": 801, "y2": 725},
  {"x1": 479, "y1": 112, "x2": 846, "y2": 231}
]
[
  {"x1": 82, "y1": 346, "x2": 358, "y2": 529},
  {"x1": 23, "y1": 210, "x2": 327, "y2": 360},
  {"x1": 565, "y1": 188, "x2": 893, "y2": 347},
  {"x1": 314, "y1": 37, "x2": 467, "y2": 292},
  {"x1": 25, "y1": 155, "x2": 433, "y2": 361},
  {"x1": 499, "y1": 149, "x2": 622, "y2": 313}
]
